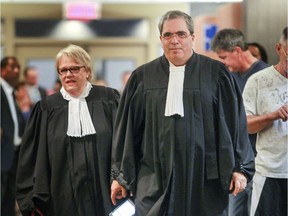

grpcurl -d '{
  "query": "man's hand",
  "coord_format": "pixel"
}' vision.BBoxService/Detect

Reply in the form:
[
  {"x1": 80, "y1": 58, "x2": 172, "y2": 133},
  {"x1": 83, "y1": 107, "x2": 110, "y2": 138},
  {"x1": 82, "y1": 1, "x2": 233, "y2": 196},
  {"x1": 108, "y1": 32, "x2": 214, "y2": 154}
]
[
  {"x1": 277, "y1": 104, "x2": 288, "y2": 121},
  {"x1": 111, "y1": 180, "x2": 127, "y2": 205},
  {"x1": 229, "y1": 172, "x2": 247, "y2": 196}
]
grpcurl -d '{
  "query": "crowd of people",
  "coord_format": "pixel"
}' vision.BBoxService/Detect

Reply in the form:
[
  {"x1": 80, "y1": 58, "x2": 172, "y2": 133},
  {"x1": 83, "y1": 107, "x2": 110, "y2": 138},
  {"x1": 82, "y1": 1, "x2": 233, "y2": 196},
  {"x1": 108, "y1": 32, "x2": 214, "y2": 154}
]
[{"x1": 1, "y1": 9, "x2": 287, "y2": 216}]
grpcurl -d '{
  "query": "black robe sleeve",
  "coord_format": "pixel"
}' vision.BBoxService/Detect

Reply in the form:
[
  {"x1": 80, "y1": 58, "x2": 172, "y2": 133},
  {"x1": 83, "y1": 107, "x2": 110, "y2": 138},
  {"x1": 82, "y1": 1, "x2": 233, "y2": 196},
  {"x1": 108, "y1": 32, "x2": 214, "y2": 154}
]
[
  {"x1": 111, "y1": 70, "x2": 145, "y2": 193},
  {"x1": 215, "y1": 68, "x2": 255, "y2": 185},
  {"x1": 16, "y1": 101, "x2": 47, "y2": 216}
]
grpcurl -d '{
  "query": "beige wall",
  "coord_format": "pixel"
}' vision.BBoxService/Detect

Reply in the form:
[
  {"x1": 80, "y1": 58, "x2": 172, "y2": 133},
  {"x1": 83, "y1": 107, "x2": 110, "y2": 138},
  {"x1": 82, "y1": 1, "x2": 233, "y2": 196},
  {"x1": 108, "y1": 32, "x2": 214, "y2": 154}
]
[
  {"x1": 217, "y1": 3, "x2": 243, "y2": 30},
  {"x1": 194, "y1": 3, "x2": 243, "y2": 60},
  {"x1": 1, "y1": 3, "x2": 189, "y2": 63},
  {"x1": 3, "y1": 1, "x2": 284, "y2": 66},
  {"x1": 244, "y1": 0, "x2": 287, "y2": 64}
]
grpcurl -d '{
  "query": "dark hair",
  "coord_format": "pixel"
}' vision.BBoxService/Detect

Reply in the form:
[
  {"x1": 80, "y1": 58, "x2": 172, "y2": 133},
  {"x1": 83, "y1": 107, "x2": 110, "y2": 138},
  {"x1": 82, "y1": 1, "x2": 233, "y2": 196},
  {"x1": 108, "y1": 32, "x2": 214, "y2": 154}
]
[
  {"x1": 283, "y1": 26, "x2": 287, "y2": 41},
  {"x1": 211, "y1": 28, "x2": 248, "y2": 52},
  {"x1": 23, "y1": 66, "x2": 38, "y2": 77},
  {"x1": 158, "y1": 10, "x2": 194, "y2": 35},
  {"x1": 248, "y1": 42, "x2": 268, "y2": 63},
  {"x1": 55, "y1": 78, "x2": 61, "y2": 84},
  {"x1": 1, "y1": 56, "x2": 19, "y2": 69},
  {"x1": 15, "y1": 80, "x2": 27, "y2": 90}
]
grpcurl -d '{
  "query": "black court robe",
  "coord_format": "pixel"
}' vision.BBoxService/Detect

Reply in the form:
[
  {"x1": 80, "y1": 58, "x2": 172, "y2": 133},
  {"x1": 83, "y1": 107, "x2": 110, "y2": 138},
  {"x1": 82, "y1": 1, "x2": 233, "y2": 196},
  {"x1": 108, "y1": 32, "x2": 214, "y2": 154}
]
[
  {"x1": 111, "y1": 53, "x2": 255, "y2": 216},
  {"x1": 16, "y1": 85, "x2": 119, "y2": 216}
]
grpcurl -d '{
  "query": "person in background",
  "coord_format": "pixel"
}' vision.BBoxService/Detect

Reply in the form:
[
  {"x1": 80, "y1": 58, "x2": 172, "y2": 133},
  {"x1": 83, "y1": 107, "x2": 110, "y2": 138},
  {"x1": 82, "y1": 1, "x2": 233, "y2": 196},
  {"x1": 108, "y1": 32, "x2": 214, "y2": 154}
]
[
  {"x1": 211, "y1": 28, "x2": 269, "y2": 153},
  {"x1": 110, "y1": 10, "x2": 254, "y2": 216},
  {"x1": 1, "y1": 56, "x2": 26, "y2": 216},
  {"x1": 211, "y1": 28, "x2": 269, "y2": 216},
  {"x1": 14, "y1": 81, "x2": 33, "y2": 123},
  {"x1": 119, "y1": 70, "x2": 131, "y2": 94},
  {"x1": 23, "y1": 66, "x2": 47, "y2": 106},
  {"x1": 243, "y1": 26, "x2": 287, "y2": 216},
  {"x1": 16, "y1": 44, "x2": 120, "y2": 216},
  {"x1": 248, "y1": 42, "x2": 268, "y2": 63},
  {"x1": 46, "y1": 79, "x2": 62, "y2": 96},
  {"x1": 92, "y1": 78, "x2": 108, "y2": 87},
  {"x1": 211, "y1": 29, "x2": 269, "y2": 94},
  {"x1": 52, "y1": 78, "x2": 62, "y2": 92}
]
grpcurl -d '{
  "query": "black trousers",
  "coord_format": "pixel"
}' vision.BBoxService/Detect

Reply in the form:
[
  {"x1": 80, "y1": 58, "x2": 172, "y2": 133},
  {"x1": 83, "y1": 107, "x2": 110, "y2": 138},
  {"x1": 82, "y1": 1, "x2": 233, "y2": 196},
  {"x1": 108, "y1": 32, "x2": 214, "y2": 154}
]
[
  {"x1": 255, "y1": 177, "x2": 287, "y2": 216},
  {"x1": 1, "y1": 147, "x2": 19, "y2": 216}
]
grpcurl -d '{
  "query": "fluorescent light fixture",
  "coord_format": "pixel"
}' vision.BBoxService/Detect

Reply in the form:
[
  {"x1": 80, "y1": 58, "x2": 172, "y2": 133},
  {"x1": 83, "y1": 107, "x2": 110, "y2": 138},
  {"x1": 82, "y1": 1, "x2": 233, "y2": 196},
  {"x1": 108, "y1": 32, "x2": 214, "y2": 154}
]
[
  {"x1": 64, "y1": 1, "x2": 102, "y2": 20},
  {"x1": 49, "y1": 20, "x2": 95, "y2": 40}
]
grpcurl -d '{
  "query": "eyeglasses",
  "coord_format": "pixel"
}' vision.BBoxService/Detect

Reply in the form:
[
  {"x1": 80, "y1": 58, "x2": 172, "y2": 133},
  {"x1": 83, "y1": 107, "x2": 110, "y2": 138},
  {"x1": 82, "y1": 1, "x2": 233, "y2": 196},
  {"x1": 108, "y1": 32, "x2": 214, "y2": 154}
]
[
  {"x1": 280, "y1": 45, "x2": 288, "y2": 60},
  {"x1": 57, "y1": 66, "x2": 85, "y2": 76},
  {"x1": 162, "y1": 31, "x2": 190, "y2": 40}
]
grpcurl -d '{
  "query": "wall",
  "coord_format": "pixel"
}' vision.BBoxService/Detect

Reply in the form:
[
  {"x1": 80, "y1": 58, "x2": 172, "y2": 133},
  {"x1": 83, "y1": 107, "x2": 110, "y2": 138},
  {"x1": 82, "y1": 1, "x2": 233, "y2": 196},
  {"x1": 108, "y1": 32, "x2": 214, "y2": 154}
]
[
  {"x1": 193, "y1": 3, "x2": 243, "y2": 60},
  {"x1": 2, "y1": 1, "x2": 287, "y2": 65},
  {"x1": 1, "y1": 3, "x2": 189, "y2": 61},
  {"x1": 1, "y1": 3, "x2": 191, "y2": 90},
  {"x1": 244, "y1": 0, "x2": 287, "y2": 64}
]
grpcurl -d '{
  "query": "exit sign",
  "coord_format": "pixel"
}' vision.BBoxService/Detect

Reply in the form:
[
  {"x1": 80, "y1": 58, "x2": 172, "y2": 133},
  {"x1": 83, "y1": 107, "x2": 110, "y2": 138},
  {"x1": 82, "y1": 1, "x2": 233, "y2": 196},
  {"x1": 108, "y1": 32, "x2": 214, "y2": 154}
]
[{"x1": 64, "y1": 1, "x2": 101, "y2": 20}]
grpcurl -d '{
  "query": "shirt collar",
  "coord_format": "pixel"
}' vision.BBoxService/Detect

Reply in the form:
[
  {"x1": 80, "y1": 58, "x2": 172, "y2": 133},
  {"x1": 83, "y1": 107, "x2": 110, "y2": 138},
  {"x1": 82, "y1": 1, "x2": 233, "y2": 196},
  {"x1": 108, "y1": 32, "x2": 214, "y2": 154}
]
[{"x1": 0, "y1": 77, "x2": 13, "y2": 95}]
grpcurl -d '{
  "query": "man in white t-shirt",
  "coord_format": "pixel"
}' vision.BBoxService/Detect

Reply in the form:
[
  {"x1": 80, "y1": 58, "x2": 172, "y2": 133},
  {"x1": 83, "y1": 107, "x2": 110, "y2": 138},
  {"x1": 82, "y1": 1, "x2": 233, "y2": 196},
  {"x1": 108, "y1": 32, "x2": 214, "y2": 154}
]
[{"x1": 243, "y1": 26, "x2": 288, "y2": 216}]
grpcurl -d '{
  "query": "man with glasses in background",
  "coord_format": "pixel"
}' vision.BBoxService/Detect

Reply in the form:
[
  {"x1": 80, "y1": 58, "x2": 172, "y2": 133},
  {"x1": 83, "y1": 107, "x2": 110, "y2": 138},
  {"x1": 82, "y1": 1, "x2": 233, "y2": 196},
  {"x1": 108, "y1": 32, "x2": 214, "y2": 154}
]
[
  {"x1": 110, "y1": 10, "x2": 255, "y2": 215},
  {"x1": 242, "y1": 26, "x2": 288, "y2": 216}
]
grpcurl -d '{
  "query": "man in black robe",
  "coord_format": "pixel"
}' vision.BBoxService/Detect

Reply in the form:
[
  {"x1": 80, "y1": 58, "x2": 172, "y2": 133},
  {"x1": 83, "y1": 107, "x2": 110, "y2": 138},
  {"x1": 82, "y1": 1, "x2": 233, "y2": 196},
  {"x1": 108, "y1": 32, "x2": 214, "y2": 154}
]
[{"x1": 110, "y1": 10, "x2": 255, "y2": 216}]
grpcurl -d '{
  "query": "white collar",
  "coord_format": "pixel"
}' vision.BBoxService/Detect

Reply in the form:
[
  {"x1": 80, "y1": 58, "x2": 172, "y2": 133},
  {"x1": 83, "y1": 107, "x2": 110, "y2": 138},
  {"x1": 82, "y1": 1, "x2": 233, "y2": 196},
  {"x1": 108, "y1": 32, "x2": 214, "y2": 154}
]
[
  {"x1": 60, "y1": 82, "x2": 96, "y2": 137},
  {"x1": 0, "y1": 77, "x2": 13, "y2": 95},
  {"x1": 164, "y1": 63, "x2": 185, "y2": 117}
]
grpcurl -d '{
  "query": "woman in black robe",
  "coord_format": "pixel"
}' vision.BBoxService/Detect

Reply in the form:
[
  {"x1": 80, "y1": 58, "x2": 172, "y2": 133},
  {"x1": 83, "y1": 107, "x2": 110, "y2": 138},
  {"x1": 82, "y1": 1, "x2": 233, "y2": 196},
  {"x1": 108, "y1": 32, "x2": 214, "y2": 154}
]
[{"x1": 16, "y1": 44, "x2": 119, "y2": 216}]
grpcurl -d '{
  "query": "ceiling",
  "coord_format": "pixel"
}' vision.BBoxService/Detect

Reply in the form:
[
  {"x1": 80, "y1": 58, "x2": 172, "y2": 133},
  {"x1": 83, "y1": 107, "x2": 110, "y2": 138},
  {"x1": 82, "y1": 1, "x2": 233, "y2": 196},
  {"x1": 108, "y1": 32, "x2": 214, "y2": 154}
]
[{"x1": 1, "y1": 0, "x2": 243, "y2": 3}]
